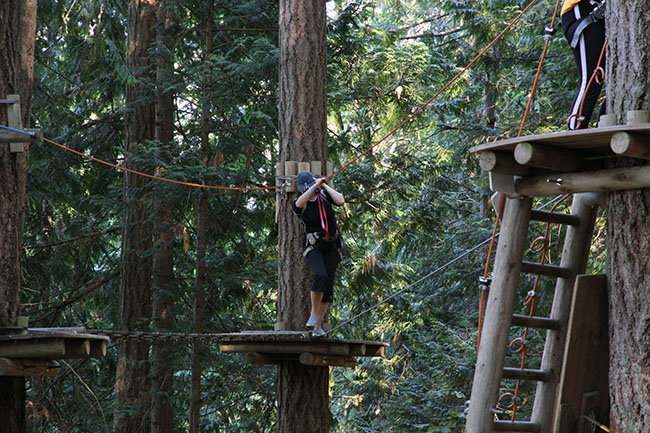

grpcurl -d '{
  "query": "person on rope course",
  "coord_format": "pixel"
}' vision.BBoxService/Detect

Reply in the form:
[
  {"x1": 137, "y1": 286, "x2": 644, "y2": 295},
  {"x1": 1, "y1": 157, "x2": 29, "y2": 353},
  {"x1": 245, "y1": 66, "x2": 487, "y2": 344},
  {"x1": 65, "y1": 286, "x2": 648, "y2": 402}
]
[
  {"x1": 292, "y1": 170, "x2": 345, "y2": 337},
  {"x1": 561, "y1": 0, "x2": 606, "y2": 130}
]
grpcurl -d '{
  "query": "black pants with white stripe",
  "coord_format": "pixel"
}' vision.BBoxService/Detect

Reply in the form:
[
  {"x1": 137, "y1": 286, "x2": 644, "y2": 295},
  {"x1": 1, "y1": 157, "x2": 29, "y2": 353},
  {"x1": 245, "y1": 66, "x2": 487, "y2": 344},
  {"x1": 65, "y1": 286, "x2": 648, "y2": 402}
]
[{"x1": 561, "y1": 1, "x2": 606, "y2": 130}]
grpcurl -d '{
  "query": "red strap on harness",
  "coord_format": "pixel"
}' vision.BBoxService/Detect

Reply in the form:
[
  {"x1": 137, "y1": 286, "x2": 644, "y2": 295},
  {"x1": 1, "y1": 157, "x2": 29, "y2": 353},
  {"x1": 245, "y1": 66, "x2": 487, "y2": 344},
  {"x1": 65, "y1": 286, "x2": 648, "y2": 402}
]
[{"x1": 316, "y1": 192, "x2": 330, "y2": 241}]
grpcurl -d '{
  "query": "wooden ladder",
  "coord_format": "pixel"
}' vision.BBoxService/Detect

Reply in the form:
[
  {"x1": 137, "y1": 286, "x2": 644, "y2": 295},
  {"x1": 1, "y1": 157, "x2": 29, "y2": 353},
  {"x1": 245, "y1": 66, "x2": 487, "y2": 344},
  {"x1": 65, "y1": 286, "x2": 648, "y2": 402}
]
[{"x1": 465, "y1": 193, "x2": 600, "y2": 433}]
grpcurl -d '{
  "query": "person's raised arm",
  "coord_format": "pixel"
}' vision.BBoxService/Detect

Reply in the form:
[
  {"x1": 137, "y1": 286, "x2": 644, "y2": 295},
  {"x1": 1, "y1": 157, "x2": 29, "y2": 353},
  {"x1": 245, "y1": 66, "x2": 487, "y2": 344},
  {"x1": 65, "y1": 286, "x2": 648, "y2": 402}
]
[{"x1": 319, "y1": 179, "x2": 345, "y2": 205}]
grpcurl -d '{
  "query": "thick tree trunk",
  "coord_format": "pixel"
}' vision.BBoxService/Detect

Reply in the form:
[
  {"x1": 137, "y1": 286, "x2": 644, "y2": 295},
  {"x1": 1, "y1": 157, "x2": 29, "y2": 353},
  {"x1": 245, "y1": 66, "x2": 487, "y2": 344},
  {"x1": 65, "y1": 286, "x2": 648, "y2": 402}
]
[
  {"x1": 114, "y1": 1, "x2": 157, "y2": 432},
  {"x1": 0, "y1": 2, "x2": 36, "y2": 432},
  {"x1": 605, "y1": 2, "x2": 650, "y2": 431},
  {"x1": 151, "y1": 2, "x2": 176, "y2": 432},
  {"x1": 277, "y1": 1, "x2": 329, "y2": 432}
]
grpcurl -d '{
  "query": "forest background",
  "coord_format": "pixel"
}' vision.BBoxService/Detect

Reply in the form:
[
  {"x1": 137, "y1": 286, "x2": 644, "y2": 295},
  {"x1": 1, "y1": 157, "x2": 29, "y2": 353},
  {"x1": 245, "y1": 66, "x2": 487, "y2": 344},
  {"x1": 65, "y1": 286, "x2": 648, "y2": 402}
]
[{"x1": 22, "y1": 0, "x2": 606, "y2": 432}]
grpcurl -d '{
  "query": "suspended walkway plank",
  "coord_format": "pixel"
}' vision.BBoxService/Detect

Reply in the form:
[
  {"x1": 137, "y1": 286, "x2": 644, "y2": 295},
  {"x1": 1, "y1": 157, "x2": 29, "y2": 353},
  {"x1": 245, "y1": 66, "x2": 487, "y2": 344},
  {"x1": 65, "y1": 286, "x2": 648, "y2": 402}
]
[
  {"x1": 471, "y1": 122, "x2": 650, "y2": 195},
  {"x1": 219, "y1": 330, "x2": 388, "y2": 368}
]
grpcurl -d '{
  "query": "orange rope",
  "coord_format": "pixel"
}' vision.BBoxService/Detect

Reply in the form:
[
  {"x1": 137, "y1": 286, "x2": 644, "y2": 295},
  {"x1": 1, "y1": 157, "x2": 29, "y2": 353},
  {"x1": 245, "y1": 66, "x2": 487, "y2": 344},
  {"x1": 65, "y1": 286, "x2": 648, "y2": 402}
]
[
  {"x1": 43, "y1": 137, "x2": 276, "y2": 191},
  {"x1": 568, "y1": 38, "x2": 607, "y2": 129},
  {"x1": 478, "y1": 0, "x2": 552, "y2": 356},
  {"x1": 328, "y1": 0, "x2": 541, "y2": 181},
  {"x1": 518, "y1": 0, "x2": 563, "y2": 136}
]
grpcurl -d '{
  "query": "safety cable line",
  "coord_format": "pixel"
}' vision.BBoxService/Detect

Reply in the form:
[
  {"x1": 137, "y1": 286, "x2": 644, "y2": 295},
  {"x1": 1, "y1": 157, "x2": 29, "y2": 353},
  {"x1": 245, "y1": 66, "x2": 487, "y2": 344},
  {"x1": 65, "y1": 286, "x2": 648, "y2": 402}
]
[
  {"x1": 42, "y1": 137, "x2": 276, "y2": 191},
  {"x1": 327, "y1": 0, "x2": 541, "y2": 180},
  {"x1": 326, "y1": 236, "x2": 495, "y2": 336}
]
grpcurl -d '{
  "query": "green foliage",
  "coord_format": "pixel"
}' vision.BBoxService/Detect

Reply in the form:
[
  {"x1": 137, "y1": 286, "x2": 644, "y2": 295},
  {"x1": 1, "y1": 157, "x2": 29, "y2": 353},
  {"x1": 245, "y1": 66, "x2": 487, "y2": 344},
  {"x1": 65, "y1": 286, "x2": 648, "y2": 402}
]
[{"x1": 22, "y1": 0, "x2": 603, "y2": 431}]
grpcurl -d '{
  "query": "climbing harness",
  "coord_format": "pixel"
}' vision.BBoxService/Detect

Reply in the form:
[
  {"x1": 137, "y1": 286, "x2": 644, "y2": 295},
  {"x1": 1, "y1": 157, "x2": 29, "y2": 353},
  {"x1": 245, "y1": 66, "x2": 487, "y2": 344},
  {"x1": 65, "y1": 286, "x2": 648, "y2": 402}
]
[{"x1": 569, "y1": 0, "x2": 606, "y2": 49}]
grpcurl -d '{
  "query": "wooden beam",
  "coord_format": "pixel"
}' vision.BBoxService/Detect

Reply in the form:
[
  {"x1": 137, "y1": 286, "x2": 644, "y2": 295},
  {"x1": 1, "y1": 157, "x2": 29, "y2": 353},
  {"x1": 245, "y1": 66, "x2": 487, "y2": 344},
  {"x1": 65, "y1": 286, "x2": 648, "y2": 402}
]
[
  {"x1": 552, "y1": 275, "x2": 608, "y2": 433},
  {"x1": 310, "y1": 160, "x2": 322, "y2": 177},
  {"x1": 246, "y1": 352, "x2": 278, "y2": 365},
  {"x1": 7, "y1": 93, "x2": 24, "y2": 152},
  {"x1": 0, "y1": 338, "x2": 66, "y2": 358},
  {"x1": 511, "y1": 314, "x2": 560, "y2": 330},
  {"x1": 64, "y1": 339, "x2": 90, "y2": 358},
  {"x1": 479, "y1": 151, "x2": 531, "y2": 176},
  {"x1": 284, "y1": 161, "x2": 298, "y2": 192},
  {"x1": 521, "y1": 261, "x2": 572, "y2": 279},
  {"x1": 299, "y1": 353, "x2": 357, "y2": 368},
  {"x1": 465, "y1": 197, "x2": 533, "y2": 433},
  {"x1": 610, "y1": 131, "x2": 650, "y2": 159},
  {"x1": 220, "y1": 342, "x2": 350, "y2": 356},
  {"x1": 502, "y1": 367, "x2": 551, "y2": 382},
  {"x1": 515, "y1": 164, "x2": 650, "y2": 196},
  {"x1": 0, "y1": 128, "x2": 42, "y2": 143},
  {"x1": 89, "y1": 340, "x2": 107, "y2": 358},
  {"x1": 0, "y1": 358, "x2": 61, "y2": 377},
  {"x1": 530, "y1": 210, "x2": 580, "y2": 226},
  {"x1": 514, "y1": 142, "x2": 585, "y2": 172},
  {"x1": 492, "y1": 420, "x2": 540, "y2": 432}
]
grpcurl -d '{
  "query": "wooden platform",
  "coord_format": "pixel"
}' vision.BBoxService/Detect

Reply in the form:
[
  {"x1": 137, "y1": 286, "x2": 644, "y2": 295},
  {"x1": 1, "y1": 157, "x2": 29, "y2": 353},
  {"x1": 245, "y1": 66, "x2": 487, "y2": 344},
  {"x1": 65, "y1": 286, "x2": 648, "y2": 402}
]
[
  {"x1": 471, "y1": 123, "x2": 650, "y2": 196},
  {"x1": 219, "y1": 331, "x2": 388, "y2": 368},
  {"x1": 0, "y1": 327, "x2": 110, "y2": 377}
]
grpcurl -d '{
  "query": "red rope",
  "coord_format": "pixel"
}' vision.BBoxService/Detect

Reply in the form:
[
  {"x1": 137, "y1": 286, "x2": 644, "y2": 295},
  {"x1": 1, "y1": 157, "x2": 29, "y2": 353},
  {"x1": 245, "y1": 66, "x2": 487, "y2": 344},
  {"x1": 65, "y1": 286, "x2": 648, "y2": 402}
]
[
  {"x1": 43, "y1": 137, "x2": 276, "y2": 191},
  {"x1": 316, "y1": 192, "x2": 330, "y2": 240},
  {"x1": 327, "y1": 0, "x2": 541, "y2": 181}
]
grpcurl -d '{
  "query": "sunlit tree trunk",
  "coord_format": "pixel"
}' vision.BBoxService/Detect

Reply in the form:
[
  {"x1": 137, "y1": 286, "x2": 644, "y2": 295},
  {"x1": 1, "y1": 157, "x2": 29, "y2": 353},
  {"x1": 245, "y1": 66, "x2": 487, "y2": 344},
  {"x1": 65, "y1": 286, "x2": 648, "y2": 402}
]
[
  {"x1": 277, "y1": 1, "x2": 329, "y2": 432},
  {"x1": 151, "y1": 2, "x2": 176, "y2": 432},
  {"x1": 115, "y1": 1, "x2": 157, "y2": 432},
  {"x1": 0, "y1": 1, "x2": 36, "y2": 432},
  {"x1": 605, "y1": 2, "x2": 650, "y2": 431}
]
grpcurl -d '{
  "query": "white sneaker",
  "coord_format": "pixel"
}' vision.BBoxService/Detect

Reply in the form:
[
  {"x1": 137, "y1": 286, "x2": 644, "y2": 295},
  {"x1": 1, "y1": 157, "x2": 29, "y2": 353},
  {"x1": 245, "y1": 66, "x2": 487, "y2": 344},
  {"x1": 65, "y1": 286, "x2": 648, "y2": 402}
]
[
  {"x1": 312, "y1": 327, "x2": 326, "y2": 337},
  {"x1": 306, "y1": 314, "x2": 318, "y2": 327}
]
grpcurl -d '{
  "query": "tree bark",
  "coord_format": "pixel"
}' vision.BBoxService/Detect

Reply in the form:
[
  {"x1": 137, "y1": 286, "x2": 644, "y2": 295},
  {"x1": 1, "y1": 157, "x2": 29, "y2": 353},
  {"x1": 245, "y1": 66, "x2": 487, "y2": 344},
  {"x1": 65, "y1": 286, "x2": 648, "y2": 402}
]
[
  {"x1": 605, "y1": 2, "x2": 650, "y2": 431},
  {"x1": 0, "y1": 2, "x2": 36, "y2": 432},
  {"x1": 277, "y1": 1, "x2": 329, "y2": 432},
  {"x1": 190, "y1": 3, "x2": 213, "y2": 431},
  {"x1": 114, "y1": 1, "x2": 157, "y2": 432},
  {"x1": 151, "y1": 2, "x2": 176, "y2": 432}
]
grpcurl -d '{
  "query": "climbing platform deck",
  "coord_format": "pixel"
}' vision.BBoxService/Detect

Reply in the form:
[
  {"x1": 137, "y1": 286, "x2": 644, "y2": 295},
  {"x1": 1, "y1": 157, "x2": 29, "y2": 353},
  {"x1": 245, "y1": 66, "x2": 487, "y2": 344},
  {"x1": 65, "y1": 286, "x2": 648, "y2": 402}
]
[
  {"x1": 471, "y1": 122, "x2": 650, "y2": 196},
  {"x1": 219, "y1": 331, "x2": 388, "y2": 368},
  {"x1": 0, "y1": 327, "x2": 109, "y2": 377}
]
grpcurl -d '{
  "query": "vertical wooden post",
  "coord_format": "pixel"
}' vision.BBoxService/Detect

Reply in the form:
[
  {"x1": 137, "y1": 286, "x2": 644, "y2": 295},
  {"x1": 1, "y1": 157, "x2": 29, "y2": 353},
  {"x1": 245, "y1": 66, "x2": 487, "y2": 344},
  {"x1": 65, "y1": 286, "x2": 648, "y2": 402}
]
[
  {"x1": 465, "y1": 196, "x2": 533, "y2": 433},
  {"x1": 275, "y1": 162, "x2": 284, "y2": 224},
  {"x1": 284, "y1": 161, "x2": 297, "y2": 192},
  {"x1": 6, "y1": 94, "x2": 24, "y2": 153},
  {"x1": 310, "y1": 160, "x2": 322, "y2": 177},
  {"x1": 531, "y1": 193, "x2": 599, "y2": 432},
  {"x1": 326, "y1": 161, "x2": 333, "y2": 187},
  {"x1": 298, "y1": 161, "x2": 310, "y2": 173}
]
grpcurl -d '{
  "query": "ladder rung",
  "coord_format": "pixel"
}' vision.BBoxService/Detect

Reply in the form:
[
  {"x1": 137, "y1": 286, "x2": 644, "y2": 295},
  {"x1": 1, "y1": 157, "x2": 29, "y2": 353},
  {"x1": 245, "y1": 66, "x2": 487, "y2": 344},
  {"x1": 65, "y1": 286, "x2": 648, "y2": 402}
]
[
  {"x1": 530, "y1": 209, "x2": 580, "y2": 226},
  {"x1": 511, "y1": 314, "x2": 560, "y2": 330},
  {"x1": 492, "y1": 420, "x2": 541, "y2": 432},
  {"x1": 521, "y1": 261, "x2": 572, "y2": 279},
  {"x1": 502, "y1": 367, "x2": 551, "y2": 382}
]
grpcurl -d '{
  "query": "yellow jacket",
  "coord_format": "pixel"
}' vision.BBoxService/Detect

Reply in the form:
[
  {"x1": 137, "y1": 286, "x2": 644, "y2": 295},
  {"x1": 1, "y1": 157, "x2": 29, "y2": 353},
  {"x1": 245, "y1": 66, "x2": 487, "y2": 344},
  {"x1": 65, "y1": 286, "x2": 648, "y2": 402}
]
[{"x1": 561, "y1": 0, "x2": 581, "y2": 16}]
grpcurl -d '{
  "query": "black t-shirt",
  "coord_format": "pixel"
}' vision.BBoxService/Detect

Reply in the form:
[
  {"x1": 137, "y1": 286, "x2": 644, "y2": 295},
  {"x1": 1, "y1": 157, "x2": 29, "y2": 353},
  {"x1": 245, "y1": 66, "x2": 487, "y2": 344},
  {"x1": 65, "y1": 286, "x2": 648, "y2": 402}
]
[{"x1": 292, "y1": 190, "x2": 340, "y2": 238}]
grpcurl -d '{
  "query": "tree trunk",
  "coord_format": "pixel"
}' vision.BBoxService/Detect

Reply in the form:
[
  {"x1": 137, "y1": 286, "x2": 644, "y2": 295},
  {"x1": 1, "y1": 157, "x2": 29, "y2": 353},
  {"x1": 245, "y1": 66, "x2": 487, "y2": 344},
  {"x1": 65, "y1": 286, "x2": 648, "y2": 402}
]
[
  {"x1": 114, "y1": 1, "x2": 157, "y2": 432},
  {"x1": 0, "y1": 2, "x2": 36, "y2": 432},
  {"x1": 277, "y1": 1, "x2": 329, "y2": 432},
  {"x1": 190, "y1": 3, "x2": 213, "y2": 430},
  {"x1": 605, "y1": 2, "x2": 650, "y2": 432},
  {"x1": 151, "y1": 2, "x2": 176, "y2": 432}
]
